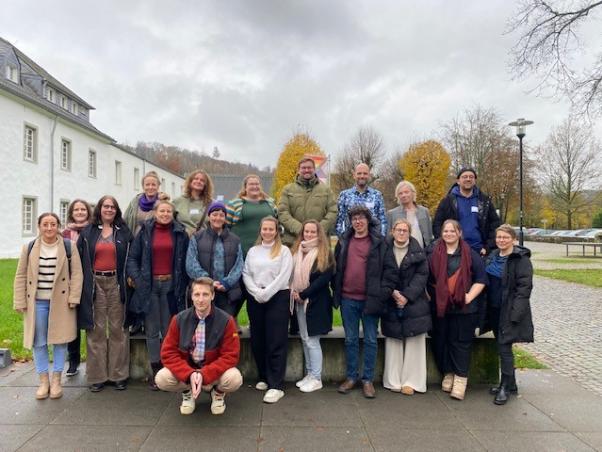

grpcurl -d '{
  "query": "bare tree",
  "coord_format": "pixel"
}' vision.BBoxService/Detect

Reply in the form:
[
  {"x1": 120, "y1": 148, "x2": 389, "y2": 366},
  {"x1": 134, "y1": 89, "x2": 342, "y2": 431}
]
[
  {"x1": 374, "y1": 150, "x2": 404, "y2": 209},
  {"x1": 538, "y1": 117, "x2": 600, "y2": 228},
  {"x1": 508, "y1": 0, "x2": 602, "y2": 117},
  {"x1": 331, "y1": 127, "x2": 385, "y2": 194}
]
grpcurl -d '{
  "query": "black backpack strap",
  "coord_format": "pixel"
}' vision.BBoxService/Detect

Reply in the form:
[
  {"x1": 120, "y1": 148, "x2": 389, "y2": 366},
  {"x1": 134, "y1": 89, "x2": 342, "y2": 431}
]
[{"x1": 27, "y1": 237, "x2": 72, "y2": 276}]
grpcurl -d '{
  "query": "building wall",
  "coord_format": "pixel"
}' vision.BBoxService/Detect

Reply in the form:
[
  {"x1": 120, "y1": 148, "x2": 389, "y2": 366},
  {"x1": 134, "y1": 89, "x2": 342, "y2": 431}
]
[{"x1": 0, "y1": 91, "x2": 184, "y2": 258}]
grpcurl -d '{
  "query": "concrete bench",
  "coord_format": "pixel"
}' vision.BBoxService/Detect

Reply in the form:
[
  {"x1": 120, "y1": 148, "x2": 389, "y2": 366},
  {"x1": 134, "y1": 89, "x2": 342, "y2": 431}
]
[
  {"x1": 130, "y1": 327, "x2": 499, "y2": 384},
  {"x1": 565, "y1": 242, "x2": 602, "y2": 257}
]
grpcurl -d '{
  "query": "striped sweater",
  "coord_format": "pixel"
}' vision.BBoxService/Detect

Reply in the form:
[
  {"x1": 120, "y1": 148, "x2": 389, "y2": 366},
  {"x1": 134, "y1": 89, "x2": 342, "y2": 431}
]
[
  {"x1": 36, "y1": 239, "x2": 59, "y2": 299},
  {"x1": 226, "y1": 196, "x2": 277, "y2": 226}
]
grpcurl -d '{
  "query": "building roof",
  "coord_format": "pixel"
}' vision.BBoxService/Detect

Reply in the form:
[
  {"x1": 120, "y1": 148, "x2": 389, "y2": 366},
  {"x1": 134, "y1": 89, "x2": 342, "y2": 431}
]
[{"x1": 0, "y1": 36, "x2": 94, "y2": 109}]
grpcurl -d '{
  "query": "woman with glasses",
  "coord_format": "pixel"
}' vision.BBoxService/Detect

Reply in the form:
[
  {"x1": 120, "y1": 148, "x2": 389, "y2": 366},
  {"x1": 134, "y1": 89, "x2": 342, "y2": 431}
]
[
  {"x1": 78, "y1": 196, "x2": 133, "y2": 392},
  {"x1": 381, "y1": 219, "x2": 431, "y2": 395}
]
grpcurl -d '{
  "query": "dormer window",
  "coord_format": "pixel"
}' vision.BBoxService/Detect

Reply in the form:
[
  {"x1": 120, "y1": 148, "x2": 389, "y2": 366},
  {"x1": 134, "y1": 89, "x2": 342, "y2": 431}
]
[
  {"x1": 46, "y1": 87, "x2": 54, "y2": 102},
  {"x1": 70, "y1": 101, "x2": 78, "y2": 115},
  {"x1": 60, "y1": 95, "x2": 67, "y2": 109},
  {"x1": 5, "y1": 65, "x2": 19, "y2": 83}
]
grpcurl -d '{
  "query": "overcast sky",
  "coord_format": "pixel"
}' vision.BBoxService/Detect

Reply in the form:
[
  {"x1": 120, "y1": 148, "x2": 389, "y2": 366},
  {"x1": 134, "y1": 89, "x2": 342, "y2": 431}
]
[{"x1": 2, "y1": 0, "x2": 601, "y2": 167}]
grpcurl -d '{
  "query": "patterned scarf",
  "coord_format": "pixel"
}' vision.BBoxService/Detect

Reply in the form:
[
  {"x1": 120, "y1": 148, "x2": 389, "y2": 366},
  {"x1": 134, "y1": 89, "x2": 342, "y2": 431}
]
[{"x1": 290, "y1": 238, "x2": 319, "y2": 313}]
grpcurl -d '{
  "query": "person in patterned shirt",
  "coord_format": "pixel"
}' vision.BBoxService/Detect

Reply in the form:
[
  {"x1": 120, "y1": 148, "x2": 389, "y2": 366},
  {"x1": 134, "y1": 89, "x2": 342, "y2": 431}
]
[{"x1": 336, "y1": 163, "x2": 387, "y2": 237}]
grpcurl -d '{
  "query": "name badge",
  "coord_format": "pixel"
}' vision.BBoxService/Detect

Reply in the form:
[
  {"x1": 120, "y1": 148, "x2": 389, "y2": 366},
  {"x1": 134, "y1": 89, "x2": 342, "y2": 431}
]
[
  {"x1": 365, "y1": 201, "x2": 375, "y2": 209},
  {"x1": 471, "y1": 206, "x2": 479, "y2": 213},
  {"x1": 190, "y1": 209, "x2": 200, "y2": 215}
]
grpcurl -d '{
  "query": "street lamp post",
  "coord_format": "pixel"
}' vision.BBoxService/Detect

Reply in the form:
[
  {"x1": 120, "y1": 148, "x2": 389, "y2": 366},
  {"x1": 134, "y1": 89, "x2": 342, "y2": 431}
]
[{"x1": 508, "y1": 118, "x2": 534, "y2": 247}]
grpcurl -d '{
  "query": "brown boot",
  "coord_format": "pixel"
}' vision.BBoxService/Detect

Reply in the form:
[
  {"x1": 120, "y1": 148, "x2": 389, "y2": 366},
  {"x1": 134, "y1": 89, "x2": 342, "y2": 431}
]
[
  {"x1": 450, "y1": 376, "x2": 467, "y2": 400},
  {"x1": 441, "y1": 373, "x2": 454, "y2": 393},
  {"x1": 36, "y1": 373, "x2": 50, "y2": 400},
  {"x1": 49, "y1": 372, "x2": 63, "y2": 399}
]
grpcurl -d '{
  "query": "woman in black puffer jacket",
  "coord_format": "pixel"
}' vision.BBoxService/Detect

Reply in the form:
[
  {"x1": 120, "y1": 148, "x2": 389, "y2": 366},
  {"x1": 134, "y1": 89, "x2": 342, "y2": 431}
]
[{"x1": 381, "y1": 219, "x2": 431, "y2": 395}]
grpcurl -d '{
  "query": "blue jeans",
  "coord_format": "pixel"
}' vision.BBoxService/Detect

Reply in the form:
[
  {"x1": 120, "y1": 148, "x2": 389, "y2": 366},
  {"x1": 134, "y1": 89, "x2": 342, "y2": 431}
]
[
  {"x1": 33, "y1": 300, "x2": 67, "y2": 374},
  {"x1": 296, "y1": 302, "x2": 323, "y2": 380},
  {"x1": 341, "y1": 298, "x2": 379, "y2": 382}
]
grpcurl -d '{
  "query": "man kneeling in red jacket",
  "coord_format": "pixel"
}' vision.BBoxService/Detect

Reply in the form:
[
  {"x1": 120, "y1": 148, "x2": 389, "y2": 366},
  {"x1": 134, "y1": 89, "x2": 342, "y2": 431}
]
[{"x1": 156, "y1": 276, "x2": 242, "y2": 415}]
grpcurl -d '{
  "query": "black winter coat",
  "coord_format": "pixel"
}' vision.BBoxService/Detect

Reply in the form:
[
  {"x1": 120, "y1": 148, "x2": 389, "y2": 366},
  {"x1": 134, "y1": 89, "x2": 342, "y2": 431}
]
[
  {"x1": 333, "y1": 220, "x2": 398, "y2": 315},
  {"x1": 77, "y1": 223, "x2": 133, "y2": 330},
  {"x1": 298, "y1": 262, "x2": 335, "y2": 336},
  {"x1": 484, "y1": 246, "x2": 534, "y2": 344},
  {"x1": 432, "y1": 184, "x2": 501, "y2": 251},
  {"x1": 126, "y1": 218, "x2": 190, "y2": 316},
  {"x1": 381, "y1": 237, "x2": 432, "y2": 339}
]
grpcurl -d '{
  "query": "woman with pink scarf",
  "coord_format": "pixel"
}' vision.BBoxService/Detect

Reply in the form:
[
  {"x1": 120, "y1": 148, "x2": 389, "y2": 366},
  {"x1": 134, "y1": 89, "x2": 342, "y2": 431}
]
[
  {"x1": 61, "y1": 198, "x2": 92, "y2": 377},
  {"x1": 290, "y1": 220, "x2": 335, "y2": 393}
]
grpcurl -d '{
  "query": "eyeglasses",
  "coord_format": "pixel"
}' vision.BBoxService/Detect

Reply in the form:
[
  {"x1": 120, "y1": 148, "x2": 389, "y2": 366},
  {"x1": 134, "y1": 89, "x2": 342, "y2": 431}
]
[
  {"x1": 393, "y1": 228, "x2": 410, "y2": 233},
  {"x1": 351, "y1": 217, "x2": 367, "y2": 223},
  {"x1": 102, "y1": 205, "x2": 116, "y2": 210}
]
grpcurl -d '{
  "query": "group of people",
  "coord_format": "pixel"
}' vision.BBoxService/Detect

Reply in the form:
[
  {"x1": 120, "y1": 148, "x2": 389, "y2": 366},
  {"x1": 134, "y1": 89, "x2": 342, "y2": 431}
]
[{"x1": 13, "y1": 159, "x2": 534, "y2": 416}]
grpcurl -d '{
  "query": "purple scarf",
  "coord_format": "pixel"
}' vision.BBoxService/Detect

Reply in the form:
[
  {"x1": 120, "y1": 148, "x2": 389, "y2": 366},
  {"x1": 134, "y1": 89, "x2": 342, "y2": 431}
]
[{"x1": 138, "y1": 194, "x2": 157, "y2": 212}]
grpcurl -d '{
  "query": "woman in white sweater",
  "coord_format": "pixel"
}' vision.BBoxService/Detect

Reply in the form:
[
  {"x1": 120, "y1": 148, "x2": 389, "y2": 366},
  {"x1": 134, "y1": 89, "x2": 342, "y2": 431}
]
[{"x1": 243, "y1": 216, "x2": 293, "y2": 404}]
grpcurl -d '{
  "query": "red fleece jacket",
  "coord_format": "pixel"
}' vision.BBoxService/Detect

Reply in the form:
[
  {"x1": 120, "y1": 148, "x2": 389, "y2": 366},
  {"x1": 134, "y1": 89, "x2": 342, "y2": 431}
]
[{"x1": 160, "y1": 311, "x2": 240, "y2": 385}]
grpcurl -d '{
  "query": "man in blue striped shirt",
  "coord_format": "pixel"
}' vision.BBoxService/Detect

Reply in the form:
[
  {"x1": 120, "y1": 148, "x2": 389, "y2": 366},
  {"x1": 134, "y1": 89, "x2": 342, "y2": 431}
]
[{"x1": 336, "y1": 163, "x2": 387, "y2": 237}]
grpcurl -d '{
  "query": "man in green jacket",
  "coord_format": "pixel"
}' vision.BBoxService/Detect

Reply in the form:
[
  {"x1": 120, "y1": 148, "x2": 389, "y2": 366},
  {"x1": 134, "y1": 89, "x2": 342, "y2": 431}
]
[{"x1": 278, "y1": 157, "x2": 338, "y2": 247}]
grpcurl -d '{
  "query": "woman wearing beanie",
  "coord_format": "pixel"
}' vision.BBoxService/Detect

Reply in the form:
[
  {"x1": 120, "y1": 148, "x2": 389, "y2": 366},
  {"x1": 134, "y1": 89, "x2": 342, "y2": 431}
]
[
  {"x1": 186, "y1": 201, "x2": 244, "y2": 316},
  {"x1": 290, "y1": 220, "x2": 334, "y2": 393}
]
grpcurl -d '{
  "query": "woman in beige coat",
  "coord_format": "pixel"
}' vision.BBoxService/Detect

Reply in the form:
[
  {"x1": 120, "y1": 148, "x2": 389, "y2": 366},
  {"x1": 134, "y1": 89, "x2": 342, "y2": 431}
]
[{"x1": 13, "y1": 212, "x2": 83, "y2": 400}]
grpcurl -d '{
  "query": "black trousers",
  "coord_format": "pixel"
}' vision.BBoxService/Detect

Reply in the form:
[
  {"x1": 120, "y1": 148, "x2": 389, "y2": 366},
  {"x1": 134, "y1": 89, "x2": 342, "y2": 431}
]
[
  {"x1": 247, "y1": 289, "x2": 290, "y2": 390},
  {"x1": 67, "y1": 329, "x2": 81, "y2": 365},
  {"x1": 214, "y1": 292, "x2": 237, "y2": 316},
  {"x1": 432, "y1": 313, "x2": 477, "y2": 378},
  {"x1": 489, "y1": 307, "x2": 515, "y2": 377}
]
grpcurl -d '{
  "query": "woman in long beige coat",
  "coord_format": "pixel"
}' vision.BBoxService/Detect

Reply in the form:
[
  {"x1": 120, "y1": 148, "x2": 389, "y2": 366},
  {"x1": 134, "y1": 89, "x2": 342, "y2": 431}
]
[{"x1": 13, "y1": 212, "x2": 83, "y2": 400}]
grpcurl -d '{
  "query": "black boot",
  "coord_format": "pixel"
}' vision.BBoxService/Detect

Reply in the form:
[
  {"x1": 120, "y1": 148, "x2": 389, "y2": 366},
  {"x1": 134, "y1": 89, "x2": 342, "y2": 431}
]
[
  {"x1": 494, "y1": 374, "x2": 510, "y2": 405},
  {"x1": 66, "y1": 358, "x2": 80, "y2": 377},
  {"x1": 490, "y1": 371, "x2": 518, "y2": 395},
  {"x1": 149, "y1": 362, "x2": 162, "y2": 391}
]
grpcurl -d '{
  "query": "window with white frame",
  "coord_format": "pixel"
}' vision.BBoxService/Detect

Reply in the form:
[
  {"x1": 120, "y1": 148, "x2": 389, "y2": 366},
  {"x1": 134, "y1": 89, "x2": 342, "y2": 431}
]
[
  {"x1": 22, "y1": 197, "x2": 37, "y2": 235},
  {"x1": 6, "y1": 65, "x2": 19, "y2": 83},
  {"x1": 115, "y1": 161, "x2": 122, "y2": 185},
  {"x1": 134, "y1": 167, "x2": 140, "y2": 190},
  {"x1": 47, "y1": 87, "x2": 54, "y2": 102},
  {"x1": 161, "y1": 178, "x2": 166, "y2": 189},
  {"x1": 70, "y1": 101, "x2": 78, "y2": 115},
  {"x1": 171, "y1": 182, "x2": 176, "y2": 198},
  {"x1": 88, "y1": 149, "x2": 97, "y2": 178},
  {"x1": 23, "y1": 124, "x2": 37, "y2": 162},
  {"x1": 60, "y1": 139, "x2": 71, "y2": 171},
  {"x1": 60, "y1": 95, "x2": 67, "y2": 109},
  {"x1": 59, "y1": 200, "x2": 70, "y2": 226}
]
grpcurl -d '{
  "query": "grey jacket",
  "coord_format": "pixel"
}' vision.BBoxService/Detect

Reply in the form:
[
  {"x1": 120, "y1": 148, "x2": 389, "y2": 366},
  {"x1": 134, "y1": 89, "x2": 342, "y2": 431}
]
[{"x1": 386, "y1": 204, "x2": 433, "y2": 247}]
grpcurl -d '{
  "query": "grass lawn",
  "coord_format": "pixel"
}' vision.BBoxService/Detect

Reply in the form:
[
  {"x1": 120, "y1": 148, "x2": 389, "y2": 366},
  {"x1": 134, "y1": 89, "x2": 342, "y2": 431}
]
[
  {"x1": 0, "y1": 259, "x2": 30, "y2": 360},
  {"x1": 534, "y1": 269, "x2": 602, "y2": 288},
  {"x1": 539, "y1": 258, "x2": 602, "y2": 264},
  {"x1": 513, "y1": 346, "x2": 547, "y2": 369}
]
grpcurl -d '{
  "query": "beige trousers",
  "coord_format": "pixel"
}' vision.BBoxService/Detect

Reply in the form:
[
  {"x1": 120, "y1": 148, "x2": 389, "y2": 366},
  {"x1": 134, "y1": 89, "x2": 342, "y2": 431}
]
[
  {"x1": 383, "y1": 333, "x2": 427, "y2": 393},
  {"x1": 86, "y1": 275, "x2": 130, "y2": 384},
  {"x1": 155, "y1": 367, "x2": 243, "y2": 394}
]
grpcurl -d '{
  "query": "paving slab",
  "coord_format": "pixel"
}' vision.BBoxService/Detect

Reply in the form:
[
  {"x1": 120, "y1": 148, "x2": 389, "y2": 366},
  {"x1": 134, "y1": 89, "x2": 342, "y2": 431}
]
[
  {"x1": 258, "y1": 426, "x2": 373, "y2": 452},
  {"x1": 576, "y1": 432, "x2": 602, "y2": 451},
  {"x1": 17, "y1": 425, "x2": 152, "y2": 452},
  {"x1": 367, "y1": 426, "x2": 484, "y2": 452},
  {"x1": 0, "y1": 386, "x2": 86, "y2": 425},
  {"x1": 0, "y1": 425, "x2": 43, "y2": 451},
  {"x1": 140, "y1": 426, "x2": 260, "y2": 451},
  {"x1": 471, "y1": 431, "x2": 595, "y2": 452}
]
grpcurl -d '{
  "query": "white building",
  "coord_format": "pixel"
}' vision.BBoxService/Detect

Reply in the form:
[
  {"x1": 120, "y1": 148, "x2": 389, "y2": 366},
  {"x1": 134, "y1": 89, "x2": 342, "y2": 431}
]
[{"x1": 0, "y1": 37, "x2": 184, "y2": 257}]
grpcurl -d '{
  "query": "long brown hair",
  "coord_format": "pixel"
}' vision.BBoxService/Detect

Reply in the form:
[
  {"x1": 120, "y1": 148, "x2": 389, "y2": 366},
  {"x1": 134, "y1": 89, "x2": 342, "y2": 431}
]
[
  {"x1": 291, "y1": 220, "x2": 333, "y2": 272},
  {"x1": 66, "y1": 199, "x2": 92, "y2": 223},
  {"x1": 183, "y1": 170, "x2": 214, "y2": 204},
  {"x1": 254, "y1": 216, "x2": 282, "y2": 259}
]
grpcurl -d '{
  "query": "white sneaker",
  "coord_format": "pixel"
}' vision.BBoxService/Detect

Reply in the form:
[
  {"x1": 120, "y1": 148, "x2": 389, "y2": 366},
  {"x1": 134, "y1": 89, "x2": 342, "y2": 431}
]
[
  {"x1": 263, "y1": 388, "x2": 285, "y2": 403},
  {"x1": 210, "y1": 388, "x2": 226, "y2": 415},
  {"x1": 300, "y1": 377, "x2": 323, "y2": 393},
  {"x1": 180, "y1": 390, "x2": 195, "y2": 415},
  {"x1": 255, "y1": 381, "x2": 268, "y2": 391},
  {"x1": 296, "y1": 374, "x2": 312, "y2": 388}
]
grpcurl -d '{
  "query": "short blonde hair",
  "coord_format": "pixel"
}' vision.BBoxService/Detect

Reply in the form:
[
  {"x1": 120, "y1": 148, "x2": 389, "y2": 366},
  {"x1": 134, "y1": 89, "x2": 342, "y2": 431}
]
[
  {"x1": 496, "y1": 223, "x2": 517, "y2": 239},
  {"x1": 391, "y1": 218, "x2": 412, "y2": 234},
  {"x1": 395, "y1": 180, "x2": 417, "y2": 204}
]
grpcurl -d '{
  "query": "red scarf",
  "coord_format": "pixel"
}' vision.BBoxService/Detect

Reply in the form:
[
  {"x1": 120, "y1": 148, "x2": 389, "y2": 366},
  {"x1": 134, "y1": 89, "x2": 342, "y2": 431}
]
[{"x1": 429, "y1": 239, "x2": 472, "y2": 318}]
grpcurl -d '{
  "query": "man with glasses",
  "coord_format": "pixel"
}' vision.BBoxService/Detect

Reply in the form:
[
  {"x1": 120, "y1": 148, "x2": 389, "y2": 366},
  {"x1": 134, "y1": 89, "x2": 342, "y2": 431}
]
[
  {"x1": 333, "y1": 206, "x2": 397, "y2": 398},
  {"x1": 278, "y1": 157, "x2": 337, "y2": 247},
  {"x1": 433, "y1": 167, "x2": 500, "y2": 255}
]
